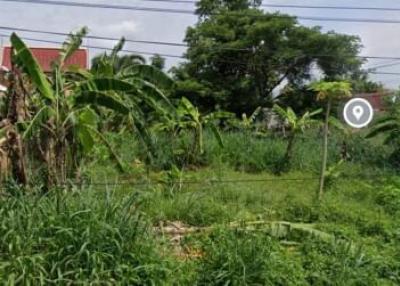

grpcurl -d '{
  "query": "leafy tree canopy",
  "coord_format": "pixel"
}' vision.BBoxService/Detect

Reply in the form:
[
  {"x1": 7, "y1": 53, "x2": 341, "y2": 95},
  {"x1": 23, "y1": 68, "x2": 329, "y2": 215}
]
[{"x1": 173, "y1": 0, "x2": 365, "y2": 115}]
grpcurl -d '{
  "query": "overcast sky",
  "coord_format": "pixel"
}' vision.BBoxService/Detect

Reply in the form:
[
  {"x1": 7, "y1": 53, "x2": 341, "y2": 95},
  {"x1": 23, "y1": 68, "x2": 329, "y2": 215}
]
[{"x1": 1, "y1": 0, "x2": 400, "y2": 88}]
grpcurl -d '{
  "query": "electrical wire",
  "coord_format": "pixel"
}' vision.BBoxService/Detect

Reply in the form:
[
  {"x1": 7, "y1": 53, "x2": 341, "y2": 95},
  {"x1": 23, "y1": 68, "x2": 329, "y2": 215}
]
[
  {"x1": 0, "y1": 33, "x2": 185, "y2": 58},
  {"x1": 3, "y1": 0, "x2": 400, "y2": 25},
  {"x1": 3, "y1": 25, "x2": 400, "y2": 62},
  {"x1": 2, "y1": 32, "x2": 400, "y2": 79},
  {"x1": 140, "y1": 0, "x2": 400, "y2": 13}
]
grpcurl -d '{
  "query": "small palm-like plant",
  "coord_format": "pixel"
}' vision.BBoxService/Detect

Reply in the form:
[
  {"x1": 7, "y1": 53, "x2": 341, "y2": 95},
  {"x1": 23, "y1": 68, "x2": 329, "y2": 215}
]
[
  {"x1": 310, "y1": 81, "x2": 352, "y2": 200},
  {"x1": 273, "y1": 105, "x2": 321, "y2": 173}
]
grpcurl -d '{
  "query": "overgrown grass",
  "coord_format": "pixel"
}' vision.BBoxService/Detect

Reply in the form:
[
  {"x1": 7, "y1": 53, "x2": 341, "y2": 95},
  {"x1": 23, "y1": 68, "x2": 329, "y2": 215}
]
[
  {"x1": 1, "y1": 130, "x2": 399, "y2": 284},
  {"x1": 89, "y1": 129, "x2": 395, "y2": 176},
  {"x1": 0, "y1": 188, "x2": 176, "y2": 285}
]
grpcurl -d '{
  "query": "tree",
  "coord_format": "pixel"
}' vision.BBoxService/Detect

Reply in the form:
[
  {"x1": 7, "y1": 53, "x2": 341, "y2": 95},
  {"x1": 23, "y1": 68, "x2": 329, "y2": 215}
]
[
  {"x1": 273, "y1": 105, "x2": 321, "y2": 173},
  {"x1": 195, "y1": 0, "x2": 261, "y2": 17},
  {"x1": 173, "y1": 0, "x2": 363, "y2": 115},
  {"x1": 310, "y1": 81, "x2": 352, "y2": 201}
]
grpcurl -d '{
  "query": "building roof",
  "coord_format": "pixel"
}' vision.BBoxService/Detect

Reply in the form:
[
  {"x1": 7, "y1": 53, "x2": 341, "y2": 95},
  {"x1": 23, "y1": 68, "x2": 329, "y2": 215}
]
[
  {"x1": 354, "y1": 93, "x2": 385, "y2": 111},
  {"x1": 1, "y1": 47, "x2": 88, "y2": 72}
]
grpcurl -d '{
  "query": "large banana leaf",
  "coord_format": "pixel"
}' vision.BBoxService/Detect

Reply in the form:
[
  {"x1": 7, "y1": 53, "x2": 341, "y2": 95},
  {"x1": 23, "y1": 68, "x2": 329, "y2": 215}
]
[
  {"x1": 78, "y1": 78, "x2": 140, "y2": 93},
  {"x1": 74, "y1": 91, "x2": 130, "y2": 115},
  {"x1": 85, "y1": 125, "x2": 125, "y2": 172},
  {"x1": 10, "y1": 33, "x2": 54, "y2": 101},
  {"x1": 23, "y1": 106, "x2": 53, "y2": 140},
  {"x1": 124, "y1": 64, "x2": 175, "y2": 91},
  {"x1": 367, "y1": 122, "x2": 399, "y2": 138},
  {"x1": 132, "y1": 79, "x2": 172, "y2": 104}
]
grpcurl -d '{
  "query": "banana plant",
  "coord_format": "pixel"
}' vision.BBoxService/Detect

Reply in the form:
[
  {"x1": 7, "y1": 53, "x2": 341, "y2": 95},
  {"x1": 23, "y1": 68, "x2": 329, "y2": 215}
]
[
  {"x1": 273, "y1": 105, "x2": 322, "y2": 173},
  {"x1": 177, "y1": 97, "x2": 234, "y2": 155},
  {"x1": 9, "y1": 30, "x2": 175, "y2": 187},
  {"x1": 79, "y1": 38, "x2": 175, "y2": 148},
  {"x1": 228, "y1": 107, "x2": 262, "y2": 132},
  {"x1": 155, "y1": 97, "x2": 233, "y2": 156}
]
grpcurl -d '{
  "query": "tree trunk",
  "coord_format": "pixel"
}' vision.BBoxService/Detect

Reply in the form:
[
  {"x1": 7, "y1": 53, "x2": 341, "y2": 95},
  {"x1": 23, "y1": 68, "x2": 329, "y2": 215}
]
[
  {"x1": 6, "y1": 67, "x2": 27, "y2": 185},
  {"x1": 318, "y1": 99, "x2": 332, "y2": 201},
  {"x1": 284, "y1": 133, "x2": 296, "y2": 164}
]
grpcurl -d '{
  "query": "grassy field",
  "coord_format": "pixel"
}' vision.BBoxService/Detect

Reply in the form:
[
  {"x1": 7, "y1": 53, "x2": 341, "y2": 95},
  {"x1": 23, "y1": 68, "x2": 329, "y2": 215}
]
[{"x1": 1, "y1": 131, "x2": 399, "y2": 284}]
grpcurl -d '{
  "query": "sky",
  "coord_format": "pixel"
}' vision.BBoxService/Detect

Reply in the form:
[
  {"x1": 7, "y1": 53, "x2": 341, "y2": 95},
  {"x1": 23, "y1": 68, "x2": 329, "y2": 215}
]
[{"x1": 0, "y1": 0, "x2": 400, "y2": 88}]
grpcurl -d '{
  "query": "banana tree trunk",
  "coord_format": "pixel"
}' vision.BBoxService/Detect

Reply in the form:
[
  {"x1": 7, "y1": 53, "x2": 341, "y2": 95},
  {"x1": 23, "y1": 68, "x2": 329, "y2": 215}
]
[
  {"x1": 284, "y1": 133, "x2": 296, "y2": 165},
  {"x1": 6, "y1": 68, "x2": 27, "y2": 185},
  {"x1": 318, "y1": 98, "x2": 332, "y2": 201}
]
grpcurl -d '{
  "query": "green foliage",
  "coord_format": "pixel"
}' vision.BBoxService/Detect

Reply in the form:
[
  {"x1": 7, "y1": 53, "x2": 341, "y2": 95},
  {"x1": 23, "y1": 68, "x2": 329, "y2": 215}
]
[
  {"x1": 299, "y1": 239, "x2": 381, "y2": 285},
  {"x1": 375, "y1": 181, "x2": 400, "y2": 215},
  {"x1": 196, "y1": 229, "x2": 305, "y2": 285},
  {"x1": 174, "y1": 3, "x2": 362, "y2": 114},
  {"x1": 310, "y1": 81, "x2": 353, "y2": 101},
  {"x1": 273, "y1": 105, "x2": 322, "y2": 173},
  {"x1": 0, "y1": 191, "x2": 173, "y2": 284},
  {"x1": 10, "y1": 33, "x2": 54, "y2": 101}
]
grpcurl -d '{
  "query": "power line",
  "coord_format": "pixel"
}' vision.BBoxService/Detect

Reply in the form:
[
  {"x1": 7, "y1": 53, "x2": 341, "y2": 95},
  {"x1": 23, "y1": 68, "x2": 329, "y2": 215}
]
[
  {"x1": 3, "y1": 0, "x2": 400, "y2": 25},
  {"x1": 0, "y1": 0, "x2": 195, "y2": 14},
  {"x1": 0, "y1": 25, "x2": 188, "y2": 48},
  {"x1": 370, "y1": 71, "x2": 400, "y2": 76},
  {"x1": 2, "y1": 32, "x2": 400, "y2": 78},
  {"x1": 366, "y1": 61, "x2": 400, "y2": 70},
  {"x1": 258, "y1": 3, "x2": 400, "y2": 12},
  {"x1": 141, "y1": 0, "x2": 400, "y2": 13},
  {"x1": 3, "y1": 26, "x2": 400, "y2": 62},
  {"x1": 0, "y1": 25, "x2": 256, "y2": 53},
  {"x1": 0, "y1": 33, "x2": 185, "y2": 58},
  {"x1": 2, "y1": 31, "x2": 400, "y2": 78},
  {"x1": 53, "y1": 172, "x2": 394, "y2": 188}
]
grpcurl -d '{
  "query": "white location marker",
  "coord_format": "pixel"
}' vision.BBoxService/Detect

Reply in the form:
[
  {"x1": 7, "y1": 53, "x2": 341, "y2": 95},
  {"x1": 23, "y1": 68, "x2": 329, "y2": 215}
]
[
  {"x1": 343, "y1": 98, "x2": 374, "y2": 129},
  {"x1": 353, "y1": 105, "x2": 364, "y2": 121}
]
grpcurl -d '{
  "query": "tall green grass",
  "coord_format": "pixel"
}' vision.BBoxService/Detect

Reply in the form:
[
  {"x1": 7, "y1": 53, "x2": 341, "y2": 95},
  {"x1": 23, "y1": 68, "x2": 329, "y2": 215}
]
[
  {"x1": 90, "y1": 129, "x2": 395, "y2": 177},
  {"x1": 0, "y1": 189, "x2": 174, "y2": 285}
]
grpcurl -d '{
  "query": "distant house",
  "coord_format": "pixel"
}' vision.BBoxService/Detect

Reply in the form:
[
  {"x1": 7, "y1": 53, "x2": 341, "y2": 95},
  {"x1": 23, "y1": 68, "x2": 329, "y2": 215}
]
[
  {"x1": 1, "y1": 47, "x2": 88, "y2": 72},
  {"x1": 354, "y1": 92, "x2": 386, "y2": 111}
]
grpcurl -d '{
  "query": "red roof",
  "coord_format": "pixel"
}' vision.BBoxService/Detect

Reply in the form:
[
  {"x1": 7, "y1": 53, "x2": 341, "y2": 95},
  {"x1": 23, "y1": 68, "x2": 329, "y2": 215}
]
[
  {"x1": 1, "y1": 47, "x2": 88, "y2": 72},
  {"x1": 355, "y1": 93, "x2": 385, "y2": 111}
]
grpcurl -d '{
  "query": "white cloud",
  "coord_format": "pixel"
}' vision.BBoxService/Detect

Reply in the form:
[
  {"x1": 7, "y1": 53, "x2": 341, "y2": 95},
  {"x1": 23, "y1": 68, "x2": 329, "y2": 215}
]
[{"x1": 101, "y1": 20, "x2": 140, "y2": 35}]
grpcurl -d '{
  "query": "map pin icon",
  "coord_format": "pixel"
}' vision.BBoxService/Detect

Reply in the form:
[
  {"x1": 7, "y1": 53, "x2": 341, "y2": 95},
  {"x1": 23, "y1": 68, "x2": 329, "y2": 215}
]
[{"x1": 353, "y1": 105, "x2": 364, "y2": 121}]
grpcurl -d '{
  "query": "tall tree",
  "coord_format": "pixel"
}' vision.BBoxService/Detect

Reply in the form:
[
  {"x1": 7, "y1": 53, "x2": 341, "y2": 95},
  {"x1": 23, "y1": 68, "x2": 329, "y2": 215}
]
[{"x1": 173, "y1": 0, "x2": 363, "y2": 115}]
